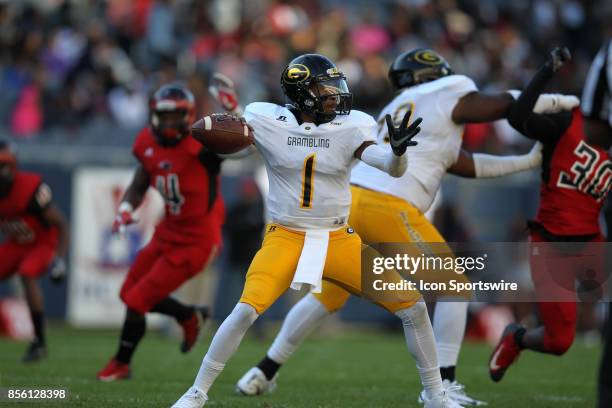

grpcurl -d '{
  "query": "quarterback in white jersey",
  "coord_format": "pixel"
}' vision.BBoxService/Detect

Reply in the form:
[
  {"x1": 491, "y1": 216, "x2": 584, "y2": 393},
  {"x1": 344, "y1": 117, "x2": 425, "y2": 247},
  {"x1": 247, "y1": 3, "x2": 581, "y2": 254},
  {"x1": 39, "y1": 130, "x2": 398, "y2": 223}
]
[
  {"x1": 244, "y1": 101, "x2": 376, "y2": 229},
  {"x1": 172, "y1": 53, "x2": 460, "y2": 408},
  {"x1": 235, "y1": 49, "x2": 579, "y2": 407}
]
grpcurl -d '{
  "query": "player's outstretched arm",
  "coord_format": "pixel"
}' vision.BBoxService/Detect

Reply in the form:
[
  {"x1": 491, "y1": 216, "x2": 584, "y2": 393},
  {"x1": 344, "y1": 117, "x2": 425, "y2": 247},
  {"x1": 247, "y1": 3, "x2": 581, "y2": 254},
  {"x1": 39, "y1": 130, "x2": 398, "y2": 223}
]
[
  {"x1": 451, "y1": 91, "x2": 515, "y2": 124},
  {"x1": 121, "y1": 165, "x2": 150, "y2": 209},
  {"x1": 42, "y1": 203, "x2": 69, "y2": 282},
  {"x1": 27, "y1": 182, "x2": 69, "y2": 282},
  {"x1": 448, "y1": 143, "x2": 542, "y2": 178},
  {"x1": 356, "y1": 110, "x2": 421, "y2": 178},
  {"x1": 452, "y1": 48, "x2": 575, "y2": 125},
  {"x1": 112, "y1": 165, "x2": 149, "y2": 234},
  {"x1": 507, "y1": 47, "x2": 573, "y2": 142}
]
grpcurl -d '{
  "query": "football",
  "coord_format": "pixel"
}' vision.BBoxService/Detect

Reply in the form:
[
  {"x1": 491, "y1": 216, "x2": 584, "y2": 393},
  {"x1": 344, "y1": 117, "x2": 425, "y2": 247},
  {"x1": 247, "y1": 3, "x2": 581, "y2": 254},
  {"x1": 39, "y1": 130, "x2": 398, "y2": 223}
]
[{"x1": 191, "y1": 113, "x2": 254, "y2": 154}]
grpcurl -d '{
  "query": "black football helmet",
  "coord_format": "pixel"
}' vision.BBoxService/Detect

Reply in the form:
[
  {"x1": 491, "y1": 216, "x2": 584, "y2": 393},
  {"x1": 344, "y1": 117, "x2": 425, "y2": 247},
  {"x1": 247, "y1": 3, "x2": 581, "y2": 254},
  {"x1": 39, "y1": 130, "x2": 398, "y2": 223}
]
[
  {"x1": 388, "y1": 48, "x2": 453, "y2": 91},
  {"x1": 0, "y1": 140, "x2": 17, "y2": 196},
  {"x1": 149, "y1": 84, "x2": 196, "y2": 146},
  {"x1": 280, "y1": 54, "x2": 352, "y2": 124}
]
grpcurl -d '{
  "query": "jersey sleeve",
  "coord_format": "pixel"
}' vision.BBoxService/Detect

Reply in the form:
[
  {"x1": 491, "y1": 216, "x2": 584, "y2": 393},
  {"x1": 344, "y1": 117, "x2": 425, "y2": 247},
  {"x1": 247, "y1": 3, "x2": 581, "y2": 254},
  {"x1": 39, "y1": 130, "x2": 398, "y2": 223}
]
[
  {"x1": 349, "y1": 111, "x2": 377, "y2": 154},
  {"x1": 27, "y1": 182, "x2": 53, "y2": 215},
  {"x1": 435, "y1": 75, "x2": 478, "y2": 116},
  {"x1": 243, "y1": 102, "x2": 282, "y2": 150}
]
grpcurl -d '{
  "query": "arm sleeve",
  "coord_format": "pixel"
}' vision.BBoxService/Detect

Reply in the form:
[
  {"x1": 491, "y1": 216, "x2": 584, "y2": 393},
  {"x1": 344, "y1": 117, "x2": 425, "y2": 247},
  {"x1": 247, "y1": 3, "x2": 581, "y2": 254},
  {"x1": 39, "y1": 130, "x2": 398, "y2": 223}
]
[
  {"x1": 360, "y1": 144, "x2": 407, "y2": 178},
  {"x1": 243, "y1": 103, "x2": 263, "y2": 146},
  {"x1": 507, "y1": 66, "x2": 572, "y2": 142},
  {"x1": 349, "y1": 112, "x2": 378, "y2": 155},
  {"x1": 473, "y1": 143, "x2": 542, "y2": 178}
]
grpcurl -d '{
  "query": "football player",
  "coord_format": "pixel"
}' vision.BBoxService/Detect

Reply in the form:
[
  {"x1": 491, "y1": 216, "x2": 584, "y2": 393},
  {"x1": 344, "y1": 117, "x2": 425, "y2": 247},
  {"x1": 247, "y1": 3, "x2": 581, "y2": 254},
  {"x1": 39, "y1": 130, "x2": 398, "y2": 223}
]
[
  {"x1": 232, "y1": 49, "x2": 578, "y2": 405},
  {"x1": 0, "y1": 141, "x2": 69, "y2": 362},
  {"x1": 171, "y1": 54, "x2": 464, "y2": 408},
  {"x1": 96, "y1": 84, "x2": 224, "y2": 381},
  {"x1": 490, "y1": 45, "x2": 611, "y2": 381}
]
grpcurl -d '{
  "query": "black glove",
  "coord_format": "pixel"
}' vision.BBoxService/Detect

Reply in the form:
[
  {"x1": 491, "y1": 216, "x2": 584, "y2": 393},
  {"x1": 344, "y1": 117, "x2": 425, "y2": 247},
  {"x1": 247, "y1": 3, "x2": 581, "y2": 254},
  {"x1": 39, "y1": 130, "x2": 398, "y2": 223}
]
[
  {"x1": 544, "y1": 46, "x2": 571, "y2": 73},
  {"x1": 49, "y1": 257, "x2": 66, "y2": 284},
  {"x1": 386, "y1": 110, "x2": 422, "y2": 156}
]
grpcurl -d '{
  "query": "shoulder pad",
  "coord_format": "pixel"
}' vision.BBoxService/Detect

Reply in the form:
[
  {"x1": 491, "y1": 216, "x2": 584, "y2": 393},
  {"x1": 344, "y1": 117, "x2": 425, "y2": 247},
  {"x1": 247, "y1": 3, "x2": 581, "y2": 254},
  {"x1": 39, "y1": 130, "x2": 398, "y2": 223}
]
[
  {"x1": 244, "y1": 102, "x2": 288, "y2": 121},
  {"x1": 132, "y1": 127, "x2": 154, "y2": 159},
  {"x1": 338, "y1": 110, "x2": 376, "y2": 128}
]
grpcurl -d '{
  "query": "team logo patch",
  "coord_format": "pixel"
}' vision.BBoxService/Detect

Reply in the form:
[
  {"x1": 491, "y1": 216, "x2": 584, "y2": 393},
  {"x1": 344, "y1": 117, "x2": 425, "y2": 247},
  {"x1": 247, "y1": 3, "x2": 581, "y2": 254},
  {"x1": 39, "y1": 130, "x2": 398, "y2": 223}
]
[
  {"x1": 158, "y1": 160, "x2": 172, "y2": 170},
  {"x1": 284, "y1": 64, "x2": 310, "y2": 83},
  {"x1": 414, "y1": 50, "x2": 443, "y2": 65},
  {"x1": 346, "y1": 227, "x2": 354, "y2": 234}
]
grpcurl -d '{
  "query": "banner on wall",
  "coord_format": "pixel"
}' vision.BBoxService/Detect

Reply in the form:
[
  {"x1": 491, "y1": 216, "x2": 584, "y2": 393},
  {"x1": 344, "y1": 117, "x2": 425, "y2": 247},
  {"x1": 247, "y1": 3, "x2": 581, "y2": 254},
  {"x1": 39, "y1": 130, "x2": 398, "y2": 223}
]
[{"x1": 67, "y1": 167, "x2": 164, "y2": 327}]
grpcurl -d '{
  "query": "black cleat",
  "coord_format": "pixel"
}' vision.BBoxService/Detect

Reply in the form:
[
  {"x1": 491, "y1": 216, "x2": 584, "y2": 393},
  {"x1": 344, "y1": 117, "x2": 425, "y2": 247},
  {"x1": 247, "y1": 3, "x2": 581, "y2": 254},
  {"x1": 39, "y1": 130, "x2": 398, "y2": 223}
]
[{"x1": 22, "y1": 341, "x2": 47, "y2": 363}]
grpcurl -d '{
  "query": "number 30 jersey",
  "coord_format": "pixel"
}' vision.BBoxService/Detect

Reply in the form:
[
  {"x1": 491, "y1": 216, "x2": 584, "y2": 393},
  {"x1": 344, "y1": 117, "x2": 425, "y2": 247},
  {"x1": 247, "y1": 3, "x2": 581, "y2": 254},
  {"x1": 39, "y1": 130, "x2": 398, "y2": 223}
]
[
  {"x1": 350, "y1": 75, "x2": 477, "y2": 213},
  {"x1": 244, "y1": 102, "x2": 376, "y2": 229},
  {"x1": 132, "y1": 128, "x2": 225, "y2": 244},
  {"x1": 536, "y1": 108, "x2": 612, "y2": 236}
]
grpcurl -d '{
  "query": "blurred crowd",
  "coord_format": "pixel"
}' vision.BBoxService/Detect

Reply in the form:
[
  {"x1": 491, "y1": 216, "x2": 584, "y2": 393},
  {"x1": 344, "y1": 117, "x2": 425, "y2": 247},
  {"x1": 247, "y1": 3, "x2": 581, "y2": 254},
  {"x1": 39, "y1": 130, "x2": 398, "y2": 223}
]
[{"x1": 1, "y1": 0, "x2": 611, "y2": 150}]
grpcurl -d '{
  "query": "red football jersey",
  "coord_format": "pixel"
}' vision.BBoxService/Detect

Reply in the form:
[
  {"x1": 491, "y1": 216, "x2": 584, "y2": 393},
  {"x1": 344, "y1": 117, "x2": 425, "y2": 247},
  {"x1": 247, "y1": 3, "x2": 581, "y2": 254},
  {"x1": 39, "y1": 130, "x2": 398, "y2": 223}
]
[
  {"x1": 536, "y1": 109, "x2": 612, "y2": 236},
  {"x1": 0, "y1": 172, "x2": 58, "y2": 246},
  {"x1": 132, "y1": 128, "x2": 225, "y2": 244}
]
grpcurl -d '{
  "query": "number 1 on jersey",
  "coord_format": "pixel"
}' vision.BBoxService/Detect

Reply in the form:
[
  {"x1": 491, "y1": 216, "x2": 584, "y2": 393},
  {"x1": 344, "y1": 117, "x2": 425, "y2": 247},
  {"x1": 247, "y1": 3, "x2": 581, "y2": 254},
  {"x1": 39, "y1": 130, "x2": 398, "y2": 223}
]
[{"x1": 300, "y1": 154, "x2": 316, "y2": 208}]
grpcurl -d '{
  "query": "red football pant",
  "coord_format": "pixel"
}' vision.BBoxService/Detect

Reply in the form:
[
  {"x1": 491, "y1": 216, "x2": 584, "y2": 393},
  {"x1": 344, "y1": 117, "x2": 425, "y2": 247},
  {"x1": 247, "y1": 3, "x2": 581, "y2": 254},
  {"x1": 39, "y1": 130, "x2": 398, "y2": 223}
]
[
  {"x1": 0, "y1": 241, "x2": 56, "y2": 279},
  {"x1": 529, "y1": 231, "x2": 605, "y2": 355},
  {"x1": 120, "y1": 235, "x2": 218, "y2": 314}
]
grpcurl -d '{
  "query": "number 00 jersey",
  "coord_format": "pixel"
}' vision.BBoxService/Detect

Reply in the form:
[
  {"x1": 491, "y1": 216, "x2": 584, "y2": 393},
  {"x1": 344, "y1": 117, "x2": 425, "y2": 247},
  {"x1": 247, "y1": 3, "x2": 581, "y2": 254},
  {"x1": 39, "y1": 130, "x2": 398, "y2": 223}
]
[
  {"x1": 132, "y1": 128, "x2": 225, "y2": 244},
  {"x1": 244, "y1": 102, "x2": 376, "y2": 229},
  {"x1": 350, "y1": 75, "x2": 477, "y2": 213},
  {"x1": 536, "y1": 108, "x2": 612, "y2": 236}
]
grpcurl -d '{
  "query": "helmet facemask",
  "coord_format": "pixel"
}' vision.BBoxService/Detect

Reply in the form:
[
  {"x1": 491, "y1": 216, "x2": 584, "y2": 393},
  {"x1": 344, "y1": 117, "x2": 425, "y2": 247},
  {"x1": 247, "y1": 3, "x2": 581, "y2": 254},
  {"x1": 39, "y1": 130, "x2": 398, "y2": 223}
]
[
  {"x1": 151, "y1": 107, "x2": 192, "y2": 146},
  {"x1": 305, "y1": 77, "x2": 353, "y2": 124}
]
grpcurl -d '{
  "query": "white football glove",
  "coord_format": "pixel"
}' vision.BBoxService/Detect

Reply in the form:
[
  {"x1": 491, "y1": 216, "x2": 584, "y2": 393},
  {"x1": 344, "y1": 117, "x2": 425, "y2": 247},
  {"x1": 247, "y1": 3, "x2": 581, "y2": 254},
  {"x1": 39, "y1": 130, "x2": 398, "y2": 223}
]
[
  {"x1": 49, "y1": 257, "x2": 66, "y2": 284},
  {"x1": 208, "y1": 72, "x2": 242, "y2": 115},
  {"x1": 533, "y1": 94, "x2": 580, "y2": 114},
  {"x1": 508, "y1": 90, "x2": 580, "y2": 114}
]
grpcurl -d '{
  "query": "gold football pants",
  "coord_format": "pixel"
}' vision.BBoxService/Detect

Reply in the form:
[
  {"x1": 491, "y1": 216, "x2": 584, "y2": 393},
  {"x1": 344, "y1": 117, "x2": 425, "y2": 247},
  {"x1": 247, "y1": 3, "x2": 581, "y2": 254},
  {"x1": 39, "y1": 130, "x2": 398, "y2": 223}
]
[
  {"x1": 314, "y1": 185, "x2": 468, "y2": 312},
  {"x1": 239, "y1": 222, "x2": 421, "y2": 314}
]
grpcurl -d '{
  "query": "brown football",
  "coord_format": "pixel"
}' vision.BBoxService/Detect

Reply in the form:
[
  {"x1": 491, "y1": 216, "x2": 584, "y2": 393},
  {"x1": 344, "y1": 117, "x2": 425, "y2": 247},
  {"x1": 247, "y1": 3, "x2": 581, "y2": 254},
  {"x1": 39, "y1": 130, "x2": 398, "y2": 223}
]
[{"x1": 191, "y1": 113, "x2": 254, "y2": 154}]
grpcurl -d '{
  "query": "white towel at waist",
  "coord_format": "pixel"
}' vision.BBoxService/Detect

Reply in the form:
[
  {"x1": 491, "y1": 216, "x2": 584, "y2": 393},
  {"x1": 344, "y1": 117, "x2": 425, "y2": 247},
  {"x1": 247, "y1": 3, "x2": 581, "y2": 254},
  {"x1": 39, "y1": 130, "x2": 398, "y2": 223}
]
[{"x1": 290, "y1": 229, "x2": 330, "y2": 293}]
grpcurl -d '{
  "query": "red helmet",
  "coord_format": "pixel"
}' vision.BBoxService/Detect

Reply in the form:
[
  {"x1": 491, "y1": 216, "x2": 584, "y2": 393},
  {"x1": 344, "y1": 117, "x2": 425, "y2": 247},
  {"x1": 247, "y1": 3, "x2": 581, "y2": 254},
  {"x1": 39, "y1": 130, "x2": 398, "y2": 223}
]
[
  {"x1": 149, "y1": 84, "x2": 196, "y2": 146},
  {"x1": 0, "y1": 141, "x2": 17, "y2": 194}
]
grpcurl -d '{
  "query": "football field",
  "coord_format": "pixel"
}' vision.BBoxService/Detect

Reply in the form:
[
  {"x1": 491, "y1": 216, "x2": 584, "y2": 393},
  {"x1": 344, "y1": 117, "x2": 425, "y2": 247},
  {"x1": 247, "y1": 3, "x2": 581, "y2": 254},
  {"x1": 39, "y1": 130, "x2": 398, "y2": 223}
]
[{"x1": 0, "y1": 325, "x2": 600, "y2": 407}]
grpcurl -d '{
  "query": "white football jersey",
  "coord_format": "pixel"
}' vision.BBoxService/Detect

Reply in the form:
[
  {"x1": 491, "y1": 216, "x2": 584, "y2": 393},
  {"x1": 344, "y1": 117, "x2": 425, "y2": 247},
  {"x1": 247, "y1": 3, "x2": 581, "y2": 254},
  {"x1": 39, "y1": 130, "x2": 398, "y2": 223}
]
[
  {"x1": 350, "y1": 75, "x2": 477, "y2": 213},
  {"x1": 244, "y1": 102, "x2": 376, "y2": 229}
]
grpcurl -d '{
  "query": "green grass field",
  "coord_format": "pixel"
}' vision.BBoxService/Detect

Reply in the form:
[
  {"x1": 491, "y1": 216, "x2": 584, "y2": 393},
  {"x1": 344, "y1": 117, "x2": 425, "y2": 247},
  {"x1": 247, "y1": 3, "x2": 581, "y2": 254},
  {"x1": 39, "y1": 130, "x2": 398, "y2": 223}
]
[{"x1": 0, "y1": 324, "x2": 601, "y2": 407}]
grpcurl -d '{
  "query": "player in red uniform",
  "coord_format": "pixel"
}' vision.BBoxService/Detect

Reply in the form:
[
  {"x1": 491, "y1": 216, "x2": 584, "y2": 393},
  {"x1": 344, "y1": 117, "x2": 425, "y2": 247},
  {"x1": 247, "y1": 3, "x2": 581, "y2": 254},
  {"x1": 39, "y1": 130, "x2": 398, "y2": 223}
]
[
  {"x1": 96, "y1": 84, "x2": 225, "y2": 381},
  {"x1": 489, "y1": 46, "x2": 612, "y2": 382},
  {"x1": 0, "y1": 141, "x2": 69, "y2": 362}
]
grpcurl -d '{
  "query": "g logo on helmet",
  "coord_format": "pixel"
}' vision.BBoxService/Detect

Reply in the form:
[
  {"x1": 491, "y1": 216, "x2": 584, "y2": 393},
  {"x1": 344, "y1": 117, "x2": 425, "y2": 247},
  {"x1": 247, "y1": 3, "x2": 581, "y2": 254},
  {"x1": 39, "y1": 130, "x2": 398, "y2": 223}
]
[
  {"x1": 284, "y1": 64, "x2": 311, "y2": 83},
  {"x1": 415, "y1": 50, "x2": 443, "y2": 65}
]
